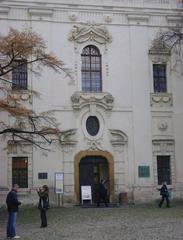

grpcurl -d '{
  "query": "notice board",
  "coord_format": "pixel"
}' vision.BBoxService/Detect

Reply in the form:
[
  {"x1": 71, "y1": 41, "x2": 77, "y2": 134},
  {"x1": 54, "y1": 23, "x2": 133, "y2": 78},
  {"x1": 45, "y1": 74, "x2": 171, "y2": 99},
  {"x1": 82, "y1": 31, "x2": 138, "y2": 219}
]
[
  {"x1": 81, "y1": 185, "x2": 92, "y2": 204},
  {"x1": 55, "y1": 172, "x2": 64, "y2": 194}
]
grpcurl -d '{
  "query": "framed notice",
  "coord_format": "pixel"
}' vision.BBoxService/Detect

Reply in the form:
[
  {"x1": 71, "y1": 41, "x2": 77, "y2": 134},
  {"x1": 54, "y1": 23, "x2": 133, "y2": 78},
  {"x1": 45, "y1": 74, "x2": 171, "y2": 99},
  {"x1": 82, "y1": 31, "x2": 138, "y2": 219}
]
[
  {"x1": 81, "y1": 185, "x2": 92, "y2": 204},
  {"x1": 138, "y1": 166, "x2": 150, "y2": 178},
  {"x1": 55, "y1": 172, "x2": 64, "y2": 194}
]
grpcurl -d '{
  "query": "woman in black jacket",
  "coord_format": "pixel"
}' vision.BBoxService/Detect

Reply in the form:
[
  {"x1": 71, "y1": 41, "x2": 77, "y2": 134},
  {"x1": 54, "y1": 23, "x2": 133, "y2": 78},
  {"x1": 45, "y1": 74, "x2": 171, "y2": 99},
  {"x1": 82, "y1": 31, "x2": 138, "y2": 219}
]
[{"x1": 37, "y1": 185, "x2": 49, "y2": 228}]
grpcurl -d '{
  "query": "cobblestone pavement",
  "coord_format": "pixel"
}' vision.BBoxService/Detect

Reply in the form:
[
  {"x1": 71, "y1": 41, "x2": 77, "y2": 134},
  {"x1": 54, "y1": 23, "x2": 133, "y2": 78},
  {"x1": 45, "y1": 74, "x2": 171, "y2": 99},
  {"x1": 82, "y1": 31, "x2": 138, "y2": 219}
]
[{"x1": 1, "y1": 204, "x2": 183, "y2": 240}]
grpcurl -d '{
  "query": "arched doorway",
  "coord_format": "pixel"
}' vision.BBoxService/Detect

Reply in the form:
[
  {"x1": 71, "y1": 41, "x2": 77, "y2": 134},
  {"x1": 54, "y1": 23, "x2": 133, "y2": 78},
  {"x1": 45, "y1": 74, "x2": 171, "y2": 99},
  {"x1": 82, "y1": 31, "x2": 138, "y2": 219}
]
[
  {"x1": 79, "y1": 156, "x2": 108, "y2": 203},
  {"x1": 74, "y1": 151, "x2": 114, "y2": 204}
]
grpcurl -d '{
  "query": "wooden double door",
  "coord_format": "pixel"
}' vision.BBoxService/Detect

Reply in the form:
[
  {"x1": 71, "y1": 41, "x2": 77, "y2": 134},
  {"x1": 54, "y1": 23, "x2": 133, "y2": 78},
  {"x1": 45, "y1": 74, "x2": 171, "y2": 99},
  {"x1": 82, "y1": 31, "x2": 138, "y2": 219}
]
[{"x1": 79, "y1": 156, "x2": 109, "y2": 203}]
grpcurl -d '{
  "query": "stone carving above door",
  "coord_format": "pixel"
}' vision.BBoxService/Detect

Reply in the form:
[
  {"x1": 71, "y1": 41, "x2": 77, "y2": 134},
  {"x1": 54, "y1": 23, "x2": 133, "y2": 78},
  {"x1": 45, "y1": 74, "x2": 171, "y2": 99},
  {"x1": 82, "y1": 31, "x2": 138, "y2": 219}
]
[
  {"x1": 68, "y1": 23, "x2": 112, "y2": 44},
  {"x1": 87, "y1": 139, "x2": 103, "y2": 151},
  {"x1": 71, "y1": 91, "x2": 114, "y2": 111}
]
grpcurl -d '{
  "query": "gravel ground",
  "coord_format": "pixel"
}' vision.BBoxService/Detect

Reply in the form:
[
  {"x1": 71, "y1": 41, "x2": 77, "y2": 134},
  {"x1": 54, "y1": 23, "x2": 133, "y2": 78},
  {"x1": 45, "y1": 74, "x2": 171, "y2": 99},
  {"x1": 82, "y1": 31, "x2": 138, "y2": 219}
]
[{"x1": 1, "y1": 203, "x2": 183, "y2": 240}]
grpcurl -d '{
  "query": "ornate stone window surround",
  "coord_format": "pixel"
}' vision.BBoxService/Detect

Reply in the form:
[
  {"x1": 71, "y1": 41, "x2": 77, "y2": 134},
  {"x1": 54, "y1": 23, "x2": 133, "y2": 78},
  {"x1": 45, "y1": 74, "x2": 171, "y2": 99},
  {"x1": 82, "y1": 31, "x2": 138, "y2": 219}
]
[
  {"x1": 149, "y1": 53, "x2": 171, "y2": 94},
  {"x1": 149, "y1": 42, "x2": 173, "y2": 107},
  {"x1": 7, "y1": 143, "x2": 33, "y2": 191},
  {"x1": 76, "y1": 42, "x2": 109, "y2": 92},
  {"x1": 68, "y1": 23, "x2": 112, "y2": 92}
]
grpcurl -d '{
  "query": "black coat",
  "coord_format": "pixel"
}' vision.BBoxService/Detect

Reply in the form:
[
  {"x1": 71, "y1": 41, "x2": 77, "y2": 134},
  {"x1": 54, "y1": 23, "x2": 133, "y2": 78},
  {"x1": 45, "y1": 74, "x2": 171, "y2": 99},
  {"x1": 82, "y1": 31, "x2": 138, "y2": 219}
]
[
  {"x1": 6, "y1": 190, "x2": 21, "y2": 212},
  {"x1": 99, "y1": 183, "x2": 107, "y2": 198},
  {"x1": 160, "y1": 184, "x2": 169, "y2": 196},
  {"x1": 38, "y1": 191, "x2": 49, "y2": 210}
]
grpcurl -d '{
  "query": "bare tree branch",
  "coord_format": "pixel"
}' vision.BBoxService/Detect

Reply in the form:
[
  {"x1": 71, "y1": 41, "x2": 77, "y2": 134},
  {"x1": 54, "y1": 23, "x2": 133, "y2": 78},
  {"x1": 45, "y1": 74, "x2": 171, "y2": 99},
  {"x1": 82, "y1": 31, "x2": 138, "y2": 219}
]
[{"x1": 0, "y1": 28, "x2": 66, "y2": 149}]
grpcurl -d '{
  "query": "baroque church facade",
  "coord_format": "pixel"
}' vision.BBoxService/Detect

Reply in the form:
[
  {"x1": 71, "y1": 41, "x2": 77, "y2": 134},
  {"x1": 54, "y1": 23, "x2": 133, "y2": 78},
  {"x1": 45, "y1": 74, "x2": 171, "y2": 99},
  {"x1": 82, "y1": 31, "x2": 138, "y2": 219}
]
[{"x1": 0, "y1": 0, "x2": 183, "y2": 205}]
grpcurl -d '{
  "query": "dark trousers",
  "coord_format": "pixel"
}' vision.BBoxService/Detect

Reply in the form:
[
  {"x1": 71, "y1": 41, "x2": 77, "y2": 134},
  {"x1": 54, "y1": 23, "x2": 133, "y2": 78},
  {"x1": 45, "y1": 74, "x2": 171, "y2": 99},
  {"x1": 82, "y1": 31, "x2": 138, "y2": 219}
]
[
  {"x1": 159, "y1": 195, "x2": 170, "y2": 207},
  {"x1": 7, "y1": 212, "x2": 17, "y2": 238},
  {"x1": 97, "y1": 196, "x2": 108, "y2": 207},
  {"x1": 40, "y1": 209, "x2": 47, "y2": 227}
]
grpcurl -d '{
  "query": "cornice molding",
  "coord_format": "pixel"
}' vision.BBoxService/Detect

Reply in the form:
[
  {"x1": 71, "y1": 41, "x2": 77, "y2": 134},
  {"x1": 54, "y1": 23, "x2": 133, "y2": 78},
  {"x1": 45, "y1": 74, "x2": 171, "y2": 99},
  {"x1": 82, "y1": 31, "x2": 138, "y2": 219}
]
[
  {"x1": 152, "y1": 139, "x2": 174, "y2": 145},
  {"x1": 127, "y1": 14, "x2": 149, "y2": 22},
  {"x1": 0, "y1": 7, "x2": 9, "y2": 13},
  {"x1": 0, "y1": 0, "x2": 179, "y2": 9},
  {"x1": 28, "y1": 8, "x2": 53, "y2": 16}
]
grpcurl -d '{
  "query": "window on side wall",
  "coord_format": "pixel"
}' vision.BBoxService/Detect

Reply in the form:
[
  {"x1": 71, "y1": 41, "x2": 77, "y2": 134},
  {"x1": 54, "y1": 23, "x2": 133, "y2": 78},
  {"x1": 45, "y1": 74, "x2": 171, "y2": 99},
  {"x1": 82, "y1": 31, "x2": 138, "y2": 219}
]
[
  {"x1": 153, "y1": 64, "x2": 167, "y2": 93},
  {"x1": 12, "y1": 157, "x2": 28, "y2": 188},
  {"x1": 157, "y1": 155, "x2": 171, "y2": 185},
  {"x1": 81, "y1": 45, "x2": 102, "y2": 92},
  {"x1": 12, "y1": 60, "x2": 27, "y2": 90}
]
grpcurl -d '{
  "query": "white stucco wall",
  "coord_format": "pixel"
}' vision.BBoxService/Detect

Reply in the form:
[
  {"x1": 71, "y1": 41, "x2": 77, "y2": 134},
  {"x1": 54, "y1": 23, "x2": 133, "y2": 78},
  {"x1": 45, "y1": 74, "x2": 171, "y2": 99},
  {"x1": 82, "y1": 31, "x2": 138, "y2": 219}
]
[{"x1": 0, "y1": 0, "x2": 182, "y2": 204}]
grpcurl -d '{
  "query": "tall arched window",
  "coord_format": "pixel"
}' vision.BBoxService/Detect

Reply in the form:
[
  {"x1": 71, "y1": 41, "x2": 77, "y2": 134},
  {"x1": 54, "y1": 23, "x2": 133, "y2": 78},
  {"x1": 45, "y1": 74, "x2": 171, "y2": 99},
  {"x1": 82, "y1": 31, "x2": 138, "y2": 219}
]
[{"x1": 81, "y1": 45, "x2": 102, "y2": 92}]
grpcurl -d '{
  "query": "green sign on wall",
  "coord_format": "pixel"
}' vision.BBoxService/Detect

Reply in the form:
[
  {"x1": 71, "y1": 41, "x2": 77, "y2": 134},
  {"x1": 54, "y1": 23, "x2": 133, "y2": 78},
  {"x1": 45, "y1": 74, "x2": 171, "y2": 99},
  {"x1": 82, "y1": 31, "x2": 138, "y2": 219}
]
[{"x1": 138, "y1": 166, "x2": 150, "y2": 178}]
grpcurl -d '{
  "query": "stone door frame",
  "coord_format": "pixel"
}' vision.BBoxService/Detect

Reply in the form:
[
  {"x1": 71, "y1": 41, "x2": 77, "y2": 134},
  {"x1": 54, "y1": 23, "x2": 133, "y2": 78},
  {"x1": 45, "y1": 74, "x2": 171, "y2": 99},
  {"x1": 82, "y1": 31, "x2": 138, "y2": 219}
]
[{"x1": 74, "y1": 150, "x2": 114, "y2": 204}]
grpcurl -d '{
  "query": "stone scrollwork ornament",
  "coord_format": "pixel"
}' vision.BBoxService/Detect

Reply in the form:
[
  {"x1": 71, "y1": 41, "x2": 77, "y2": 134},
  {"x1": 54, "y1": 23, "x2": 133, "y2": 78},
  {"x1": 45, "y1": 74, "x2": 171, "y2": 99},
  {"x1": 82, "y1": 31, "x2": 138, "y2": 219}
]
[
  {"x1": 71, "y1": 91, "x2": 114, "y2": 111},
  {"x1": 68, "y1": 23, "x2": 112, "y2": 44},
  {"x1": 60, "y1": 129, "x2": 77, "y2": 145},
  {"x1": 158, "y1": 121, "x2": 168, "y2": 131},
  {"x1": 87, "y1": 140, "x2": 102, "y2": 151},
  {"x1": 109, "y1": 129, "x2": 128, "y2": 146}
]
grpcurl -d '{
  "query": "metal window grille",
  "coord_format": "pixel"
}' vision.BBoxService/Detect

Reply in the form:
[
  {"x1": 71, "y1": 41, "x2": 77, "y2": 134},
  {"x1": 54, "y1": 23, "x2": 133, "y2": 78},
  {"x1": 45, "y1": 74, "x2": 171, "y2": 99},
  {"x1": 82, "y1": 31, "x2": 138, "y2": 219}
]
[
  {"x1": 157, "y1": 155, "x2": 171, "y2": 185},
  {"x1": 12, "y1": 60, "x2": 28, "y2": 90},
  {"x1": 153, "y1": 64, "x2": 167, "y2": 93},
  {"x1": 12, "y1": 157, "x2": 28, "y2": 188},
  {"x1": 38, "y1": 172, "x2": 48, "y2": 179},
  {"x1": 81, "y1": 45, "x2": 102, "y2": 92}
]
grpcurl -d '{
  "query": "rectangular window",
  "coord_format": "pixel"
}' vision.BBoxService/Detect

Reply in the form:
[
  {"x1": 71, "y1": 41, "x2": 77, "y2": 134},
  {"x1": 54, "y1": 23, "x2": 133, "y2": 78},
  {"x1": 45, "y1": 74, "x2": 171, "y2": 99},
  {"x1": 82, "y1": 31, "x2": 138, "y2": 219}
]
[
  {"x1": 12, "y1": 60, "x2": 27, "y2": 90},
  {"x1": 12, "y1": 157, "x2": 28, "y2": 188},
  {"x1": 38, "y1": 172, "x2": 48, "y2": 179},
  {"x1": 153, "y1": 64, "x2": 167, "y2": 93},
  {"x1": 157, "y1": 156, "x2": 171, "y2": 185}
]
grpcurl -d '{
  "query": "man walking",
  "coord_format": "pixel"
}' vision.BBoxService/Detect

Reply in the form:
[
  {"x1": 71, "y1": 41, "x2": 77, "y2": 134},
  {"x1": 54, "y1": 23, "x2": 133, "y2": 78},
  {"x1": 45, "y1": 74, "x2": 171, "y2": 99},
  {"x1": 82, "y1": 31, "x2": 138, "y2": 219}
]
[
  {"x1": 6, "y1": 184, "x2": 21, "y2": 239},
  {"x1": 158, "y1": 181, "x2": 170, "y2": 208}
]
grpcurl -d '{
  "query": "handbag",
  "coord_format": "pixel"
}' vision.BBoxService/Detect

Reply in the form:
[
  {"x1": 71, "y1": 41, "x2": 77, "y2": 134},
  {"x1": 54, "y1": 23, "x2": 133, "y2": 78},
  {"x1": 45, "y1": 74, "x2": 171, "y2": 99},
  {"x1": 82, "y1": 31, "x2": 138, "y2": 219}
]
[{"x1": 43, "y1": 197, "x2": 50, "y2": 209}]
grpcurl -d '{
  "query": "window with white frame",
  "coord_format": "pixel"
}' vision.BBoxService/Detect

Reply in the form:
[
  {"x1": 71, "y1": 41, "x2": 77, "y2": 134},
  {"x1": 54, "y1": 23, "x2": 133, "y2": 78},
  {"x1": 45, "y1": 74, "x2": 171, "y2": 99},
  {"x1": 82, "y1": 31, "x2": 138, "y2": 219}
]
[
  {"x1": 12, "y1": 60, "x2": 27, "y2": 90},
  {"x1": 153, "y1": 64, "x2": 167, "y2": 93},
  {"x1": 81, "y1": 45, "x2": 102, "y2": 92}
]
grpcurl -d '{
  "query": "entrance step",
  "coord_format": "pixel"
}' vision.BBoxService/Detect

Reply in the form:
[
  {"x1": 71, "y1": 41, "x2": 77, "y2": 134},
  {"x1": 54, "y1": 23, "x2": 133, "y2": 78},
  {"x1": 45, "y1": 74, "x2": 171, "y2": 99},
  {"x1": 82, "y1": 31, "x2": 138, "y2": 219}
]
[{"x1": 80, "y1": 203, "x2": 127, "y2": 208}]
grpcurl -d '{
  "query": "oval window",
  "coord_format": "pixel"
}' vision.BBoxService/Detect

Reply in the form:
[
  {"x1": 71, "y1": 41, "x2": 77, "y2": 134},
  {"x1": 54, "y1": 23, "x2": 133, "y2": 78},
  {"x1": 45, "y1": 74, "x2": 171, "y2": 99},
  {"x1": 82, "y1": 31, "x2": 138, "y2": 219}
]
[{"x1": 86, "y1": 116, "x2": 100, "y2": 136}]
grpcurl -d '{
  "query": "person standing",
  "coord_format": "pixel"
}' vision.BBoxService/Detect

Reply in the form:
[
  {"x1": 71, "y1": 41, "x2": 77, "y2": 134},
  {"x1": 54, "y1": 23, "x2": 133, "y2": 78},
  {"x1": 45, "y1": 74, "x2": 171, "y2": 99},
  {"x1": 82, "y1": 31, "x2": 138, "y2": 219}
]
[
  {"x1": 97, "y1": 179, "x2": 108, "y2": 207},
  {"x1": 37, "y1": 185, "x2": 49, "y2": 228},
  {"x1": 6, "y1": 184, "x2": 21, "y2": 239},
  {"x1": 158, "y1": 181, "x2": 170, "y2": 208}
]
